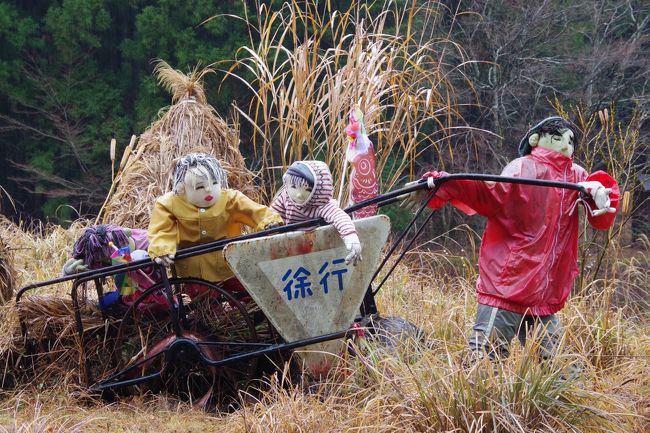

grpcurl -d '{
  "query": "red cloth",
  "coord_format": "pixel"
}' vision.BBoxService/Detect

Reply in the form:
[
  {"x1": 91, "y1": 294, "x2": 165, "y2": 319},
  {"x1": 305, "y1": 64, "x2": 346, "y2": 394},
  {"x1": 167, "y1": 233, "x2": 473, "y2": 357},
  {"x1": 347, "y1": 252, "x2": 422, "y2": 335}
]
[
  {"x1": 422, "y1": 170, "x2": 477, "y2": 215},
  {"x1": 185, "y1": 277, "x2": 251, "y2": 304},
  {"x1": 424, "y1": 147, "x2": 618, "y2": 315},
  {"x1": 583, "y1": 170, "x2": 620, "y2": 230}
]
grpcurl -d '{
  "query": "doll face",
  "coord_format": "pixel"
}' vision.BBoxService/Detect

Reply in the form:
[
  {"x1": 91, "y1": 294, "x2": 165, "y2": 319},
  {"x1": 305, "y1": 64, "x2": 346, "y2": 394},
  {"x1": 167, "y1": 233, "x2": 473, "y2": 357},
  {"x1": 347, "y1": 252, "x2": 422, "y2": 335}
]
[
  {"x1": 536, "y1": 129, "x2": 574, "y2": 157},
  {"x1": 287, "y1": 182, "x2": 313, "y2": 206},
  {"x1": 183, "y1": 169, "x2": 221, "y2": 208}
]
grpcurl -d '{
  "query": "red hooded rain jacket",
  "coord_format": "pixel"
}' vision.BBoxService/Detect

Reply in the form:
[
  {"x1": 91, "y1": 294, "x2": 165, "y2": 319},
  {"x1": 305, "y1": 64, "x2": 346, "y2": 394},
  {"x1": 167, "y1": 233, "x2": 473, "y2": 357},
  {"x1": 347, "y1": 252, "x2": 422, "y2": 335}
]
[{"x1": 427, "y1": 147, "x2": 619, "y2": 315}]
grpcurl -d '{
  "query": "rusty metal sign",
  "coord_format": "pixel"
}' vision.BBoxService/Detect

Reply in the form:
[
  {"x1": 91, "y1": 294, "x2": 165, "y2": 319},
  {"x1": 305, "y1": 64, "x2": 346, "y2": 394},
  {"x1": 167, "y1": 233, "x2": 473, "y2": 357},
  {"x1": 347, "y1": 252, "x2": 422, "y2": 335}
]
[{"x1": 223, "y1": 215, "x2": 391, "y2": 376}]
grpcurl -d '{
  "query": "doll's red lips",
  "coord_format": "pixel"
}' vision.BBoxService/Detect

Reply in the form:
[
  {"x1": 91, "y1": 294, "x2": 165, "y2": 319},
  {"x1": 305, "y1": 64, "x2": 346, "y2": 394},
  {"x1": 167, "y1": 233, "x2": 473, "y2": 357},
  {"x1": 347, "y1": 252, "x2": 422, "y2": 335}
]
[{"x1": 205, "y1": 195, "x2": 214, "y2": 201}]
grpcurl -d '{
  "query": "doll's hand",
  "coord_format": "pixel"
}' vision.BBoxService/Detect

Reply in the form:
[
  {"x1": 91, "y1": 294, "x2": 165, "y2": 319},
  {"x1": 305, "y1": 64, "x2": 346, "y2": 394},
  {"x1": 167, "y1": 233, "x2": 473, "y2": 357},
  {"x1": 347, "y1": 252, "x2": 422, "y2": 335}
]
[
  {"x1": 343, "y1": 234, "x2": 362, "y2": 266},
  {"x1": 578, "y1": 181, "x2": 616, "y2": 214},
  {"x1": 154, "y1": 254, "x2": 175, "y2": 267},
  {"x1": 62, "y1": 258, "x2": 89, "y2": 276},
  {"x1": 400, "y1": 180, "x2": 429, "y2": 211},
  {"x1": 400, "y1": 171, "x2": 446, "y2": 211}
]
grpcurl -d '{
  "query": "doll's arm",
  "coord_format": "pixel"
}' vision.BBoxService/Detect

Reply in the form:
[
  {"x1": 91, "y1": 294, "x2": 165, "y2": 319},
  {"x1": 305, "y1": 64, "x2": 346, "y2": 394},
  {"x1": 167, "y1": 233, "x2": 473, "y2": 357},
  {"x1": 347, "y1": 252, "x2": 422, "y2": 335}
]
[
  {"x1": 147, "y1": 198, "x2": 179, "y2": 265},
  {"x1": 578, "y1": 171, "x2": 619, "y2": 230},
  {"x1": 319, "y1": 200, "x2": 356, "y2": 236},
  {"x1": 342, "y1": 233, "x2": 362, "y2": 265},
  {"x1": 231, "y1": 190, "x2": 284, "y2": 230},
  {"x1": 401, "y1": 169, "x2": 513, "y2": 218},
  {"x1": 62, "y1": 258, "x2": 89, "y2": 275},
  {"x1": 319, "y1": 201, "x2": 362, "y2": 265}
]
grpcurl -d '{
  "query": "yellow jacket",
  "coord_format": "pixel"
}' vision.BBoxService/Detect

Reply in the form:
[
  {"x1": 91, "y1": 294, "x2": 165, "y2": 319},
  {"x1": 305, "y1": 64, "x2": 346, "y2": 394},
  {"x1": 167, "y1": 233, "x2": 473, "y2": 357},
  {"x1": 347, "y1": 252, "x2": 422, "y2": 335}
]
[{"x1": 148, "y1": 189, "x2": 282, "y2": 282}]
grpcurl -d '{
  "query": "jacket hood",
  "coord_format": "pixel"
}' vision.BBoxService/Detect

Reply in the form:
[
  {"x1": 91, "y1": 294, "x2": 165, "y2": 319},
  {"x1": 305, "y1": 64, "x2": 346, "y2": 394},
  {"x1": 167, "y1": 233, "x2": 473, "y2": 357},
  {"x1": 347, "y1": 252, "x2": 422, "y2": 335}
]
[
  {"x1": 529, "y1": 146, "x2": 573, "y2": 171},
  {"x1": 285, "y1": 160, "x2": 334, "y2": 208}
]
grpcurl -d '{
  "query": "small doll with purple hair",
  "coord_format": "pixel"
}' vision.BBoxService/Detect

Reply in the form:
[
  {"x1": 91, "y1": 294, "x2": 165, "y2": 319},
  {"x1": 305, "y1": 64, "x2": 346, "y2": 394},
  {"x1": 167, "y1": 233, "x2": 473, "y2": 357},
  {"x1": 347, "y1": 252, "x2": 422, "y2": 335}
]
[
  {"x1": 62, "y1": 224, "x2": 166, "y2": 312},
  {"x1": 63, "y1": 224, "x2": 148, "y2": 274}
]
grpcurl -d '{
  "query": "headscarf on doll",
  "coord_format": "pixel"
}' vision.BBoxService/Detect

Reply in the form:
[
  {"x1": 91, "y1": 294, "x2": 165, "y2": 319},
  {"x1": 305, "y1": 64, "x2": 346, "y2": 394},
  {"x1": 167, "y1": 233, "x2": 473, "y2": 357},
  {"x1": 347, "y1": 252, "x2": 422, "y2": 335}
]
[{"x1": 275, "y1": 161, "x2": 362, "y2": 265}]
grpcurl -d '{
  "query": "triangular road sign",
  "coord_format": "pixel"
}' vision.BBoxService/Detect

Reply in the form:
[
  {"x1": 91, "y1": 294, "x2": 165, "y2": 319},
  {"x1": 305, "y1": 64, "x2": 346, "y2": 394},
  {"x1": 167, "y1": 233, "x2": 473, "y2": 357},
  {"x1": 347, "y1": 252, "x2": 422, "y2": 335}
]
[{"x1": 223, "y1": 215, "x2": 391, "y2": 375}]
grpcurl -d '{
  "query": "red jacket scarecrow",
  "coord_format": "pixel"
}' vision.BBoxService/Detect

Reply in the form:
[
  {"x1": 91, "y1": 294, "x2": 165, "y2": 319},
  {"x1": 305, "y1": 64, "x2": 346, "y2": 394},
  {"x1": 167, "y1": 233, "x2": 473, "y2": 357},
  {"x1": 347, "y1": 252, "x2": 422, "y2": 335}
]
[{"x1": 426, "y1": 147, "x2": 619, "y2": 316}]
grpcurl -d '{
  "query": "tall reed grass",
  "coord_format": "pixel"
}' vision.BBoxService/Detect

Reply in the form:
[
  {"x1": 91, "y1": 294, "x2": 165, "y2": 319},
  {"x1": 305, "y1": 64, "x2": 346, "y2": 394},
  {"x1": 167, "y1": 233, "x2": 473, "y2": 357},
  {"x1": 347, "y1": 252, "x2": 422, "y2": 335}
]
[{"x1": 222, "y1": 0, "x2": 477, "y2": 202}]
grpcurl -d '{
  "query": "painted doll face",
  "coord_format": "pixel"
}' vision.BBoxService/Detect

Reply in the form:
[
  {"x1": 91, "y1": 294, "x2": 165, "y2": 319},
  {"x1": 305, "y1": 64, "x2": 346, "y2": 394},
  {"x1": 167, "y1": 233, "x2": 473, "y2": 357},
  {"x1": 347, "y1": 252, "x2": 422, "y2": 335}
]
[
  {"x1": 536, "y1": 129, "x2": 575, "y2": 157},
  {"x1": 183, "y1": 169, "x2": 221, "y2": 208},
  {"x1": 287, "y1": 182, "x2": 313, "y2": 206}
]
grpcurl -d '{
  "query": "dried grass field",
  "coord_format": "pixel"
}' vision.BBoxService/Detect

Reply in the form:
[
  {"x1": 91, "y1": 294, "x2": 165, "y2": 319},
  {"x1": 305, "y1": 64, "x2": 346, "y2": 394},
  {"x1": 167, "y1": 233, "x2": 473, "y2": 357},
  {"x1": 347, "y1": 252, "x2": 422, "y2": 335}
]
[
  {"x1": 0, "y1": 216, "x2": 647, "y2": 433},
  {"x1": 0, "y1": 1, "x2": 648, "y2": 431}
]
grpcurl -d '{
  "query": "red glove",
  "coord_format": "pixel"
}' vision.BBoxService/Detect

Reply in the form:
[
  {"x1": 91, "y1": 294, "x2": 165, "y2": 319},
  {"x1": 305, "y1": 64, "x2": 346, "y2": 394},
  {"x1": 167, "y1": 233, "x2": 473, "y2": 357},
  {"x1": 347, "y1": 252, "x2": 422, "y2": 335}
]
[
  {"x1": 584, "y1": 171, "x2": 619, "y2": 230},
  {"x1": 422, "y1": 170, "x2": 449, "y2": 181}
]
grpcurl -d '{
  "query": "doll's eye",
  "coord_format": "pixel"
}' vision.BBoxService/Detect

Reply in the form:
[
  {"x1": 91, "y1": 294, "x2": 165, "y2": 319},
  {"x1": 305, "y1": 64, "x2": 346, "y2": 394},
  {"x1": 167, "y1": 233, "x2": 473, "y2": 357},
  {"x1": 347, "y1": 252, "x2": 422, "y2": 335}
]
[{"x1": 305, "y1": 187, "x2": 313, "y2": 192}]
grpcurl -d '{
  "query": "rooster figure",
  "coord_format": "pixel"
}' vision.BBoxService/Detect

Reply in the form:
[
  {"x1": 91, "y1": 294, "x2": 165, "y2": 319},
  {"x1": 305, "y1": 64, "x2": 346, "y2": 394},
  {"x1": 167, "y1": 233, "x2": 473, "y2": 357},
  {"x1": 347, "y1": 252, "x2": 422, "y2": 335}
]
[{"x1": 345, "y1": 106, "x2": 378, "y2": 218}]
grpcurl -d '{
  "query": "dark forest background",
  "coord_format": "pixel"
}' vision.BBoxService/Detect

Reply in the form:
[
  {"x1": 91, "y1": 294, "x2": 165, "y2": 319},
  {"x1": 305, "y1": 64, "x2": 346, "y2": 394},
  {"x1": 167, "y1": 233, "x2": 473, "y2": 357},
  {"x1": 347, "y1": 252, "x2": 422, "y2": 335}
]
[{"x1": 0, "y1": 0, "x2": 648, "y2": 227}]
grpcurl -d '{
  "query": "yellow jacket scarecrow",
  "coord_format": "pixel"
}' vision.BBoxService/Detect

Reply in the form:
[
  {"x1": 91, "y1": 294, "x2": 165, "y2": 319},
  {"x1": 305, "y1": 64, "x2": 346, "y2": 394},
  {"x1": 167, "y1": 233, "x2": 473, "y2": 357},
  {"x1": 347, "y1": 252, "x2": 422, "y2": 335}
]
[{"x1": 148, "y1": 153, "x2": 282, "y2": 282}]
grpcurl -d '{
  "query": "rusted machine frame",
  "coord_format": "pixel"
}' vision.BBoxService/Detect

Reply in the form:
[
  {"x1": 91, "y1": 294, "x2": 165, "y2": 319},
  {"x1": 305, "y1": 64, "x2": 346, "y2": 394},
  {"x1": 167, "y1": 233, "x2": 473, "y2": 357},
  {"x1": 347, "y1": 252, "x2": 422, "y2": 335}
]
[{"x1": 15, "y1": 176, "x2": 588, "y2": 392}]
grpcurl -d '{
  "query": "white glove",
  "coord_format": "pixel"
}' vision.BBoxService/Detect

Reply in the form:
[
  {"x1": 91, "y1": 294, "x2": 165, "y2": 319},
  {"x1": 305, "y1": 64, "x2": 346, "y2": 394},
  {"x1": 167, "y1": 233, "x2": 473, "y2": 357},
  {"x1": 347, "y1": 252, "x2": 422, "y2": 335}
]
[
  {"x1": 62, "y1": 258, "x2": 89, "y2": 276},
  {"x1": 578, "y1": 181, "x2": 616, "y2": 215},
  {"x1": 154, "y1": 254, "x2": 175, "y2": 267},
  {"x1": 131, "y1": 250, "x2": 150, "y2": 261},
  {"x1": 342, "y1": 234, "x2": 362, "y2": 266},
  {"x1": 399, "y1": 177, "x2": 436, "y2": 211}
]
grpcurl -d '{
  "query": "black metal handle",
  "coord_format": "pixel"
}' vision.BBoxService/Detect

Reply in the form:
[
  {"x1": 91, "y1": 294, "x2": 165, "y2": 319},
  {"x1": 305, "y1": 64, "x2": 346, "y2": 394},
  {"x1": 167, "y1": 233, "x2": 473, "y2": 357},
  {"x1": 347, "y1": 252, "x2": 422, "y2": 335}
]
[{"x1": 15, "y1": 174, "x2": 588, "y2": 298}]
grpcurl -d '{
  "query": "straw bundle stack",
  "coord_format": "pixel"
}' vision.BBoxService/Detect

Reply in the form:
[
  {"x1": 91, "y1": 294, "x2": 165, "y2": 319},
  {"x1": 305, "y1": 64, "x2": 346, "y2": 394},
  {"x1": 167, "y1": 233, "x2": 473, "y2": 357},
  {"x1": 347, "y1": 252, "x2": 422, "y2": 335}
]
[
  {"x1": 0, "y1": 295, "x2": 107, "y2": 388},
  {"x1": 16, "y1": 295, "x2": 106, "y2": 341},
  {"x1": 100, "y1": 60, "x2": 257, "y2": 229},
  {"x1": 0, "y1": 234, "x2": 15, "y2": 305}
]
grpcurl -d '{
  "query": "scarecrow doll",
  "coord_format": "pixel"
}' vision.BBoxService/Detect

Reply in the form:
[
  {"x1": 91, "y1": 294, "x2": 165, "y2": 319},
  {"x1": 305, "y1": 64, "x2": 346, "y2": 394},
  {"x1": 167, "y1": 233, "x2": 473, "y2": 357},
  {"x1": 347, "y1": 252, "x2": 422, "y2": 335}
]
[
  {"x1": 147, "y1": 153, "x2": 283, "y2": 298},
  {"x1": 271, "y1": 160, "x2": 362, "y2": 265},
  {"x1": 403, "y1": 116, "x2": 619, "y2": 363},
  {"x1": 62, "y1": 224, "x2": 165, "y2": 312}
]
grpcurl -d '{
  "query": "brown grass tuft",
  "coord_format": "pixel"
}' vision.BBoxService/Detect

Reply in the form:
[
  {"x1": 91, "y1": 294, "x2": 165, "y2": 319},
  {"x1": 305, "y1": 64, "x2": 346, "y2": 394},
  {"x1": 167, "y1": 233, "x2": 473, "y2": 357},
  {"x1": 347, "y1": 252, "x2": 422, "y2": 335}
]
[{"x1": 225, "y1": 0, "x2": 477, "y2": 203}]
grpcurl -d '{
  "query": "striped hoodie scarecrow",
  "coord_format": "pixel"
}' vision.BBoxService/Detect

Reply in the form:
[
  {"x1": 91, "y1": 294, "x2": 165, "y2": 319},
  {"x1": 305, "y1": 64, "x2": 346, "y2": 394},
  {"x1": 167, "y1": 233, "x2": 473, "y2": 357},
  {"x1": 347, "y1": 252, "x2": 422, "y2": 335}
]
[{"x1": 272, "y1": 160, "x2": 362, "y2": 265}]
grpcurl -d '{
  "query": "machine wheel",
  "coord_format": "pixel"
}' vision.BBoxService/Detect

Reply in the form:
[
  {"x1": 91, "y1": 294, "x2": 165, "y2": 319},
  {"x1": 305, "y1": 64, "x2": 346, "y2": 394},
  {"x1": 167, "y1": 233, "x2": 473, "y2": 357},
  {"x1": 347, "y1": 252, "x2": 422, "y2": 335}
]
[{"x1": 108, "y1": 278, "x2": 261, "y2": 409}]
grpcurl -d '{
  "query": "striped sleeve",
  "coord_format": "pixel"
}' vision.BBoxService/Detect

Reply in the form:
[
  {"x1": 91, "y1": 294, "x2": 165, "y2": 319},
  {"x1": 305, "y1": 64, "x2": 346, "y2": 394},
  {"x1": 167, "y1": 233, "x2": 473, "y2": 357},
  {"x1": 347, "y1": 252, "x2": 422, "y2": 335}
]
[
  {"x1": 319, "y1": 200, "x2": 356, "y2": 237},
  {"x1": 271, "y1": 192, "x2": 289, "y2": 222}
]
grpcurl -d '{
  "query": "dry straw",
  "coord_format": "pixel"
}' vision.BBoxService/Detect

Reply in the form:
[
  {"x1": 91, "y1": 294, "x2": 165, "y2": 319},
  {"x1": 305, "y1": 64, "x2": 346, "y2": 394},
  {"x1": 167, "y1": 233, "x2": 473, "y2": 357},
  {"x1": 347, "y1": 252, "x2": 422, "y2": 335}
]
[
  {"x1": 0, "y1": 235, "x2": 15, "y2": 305},
  {"x1": 16, "y1": 295, "x2": 105, "y2": 341},
  {"x1": 1, "y1": 1, "x2": 648, "y2": 430},
  {"x1": 98, "y1": 60, "x2": 257, "y2": 229}
]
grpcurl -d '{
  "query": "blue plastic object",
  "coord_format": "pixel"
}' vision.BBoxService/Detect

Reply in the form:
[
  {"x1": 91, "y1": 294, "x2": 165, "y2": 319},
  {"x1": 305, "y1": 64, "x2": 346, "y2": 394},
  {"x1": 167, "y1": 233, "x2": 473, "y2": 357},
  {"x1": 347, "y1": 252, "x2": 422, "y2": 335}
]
[{"x1": 99, "y1": 290, "x2": 121, "y2": 309}]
